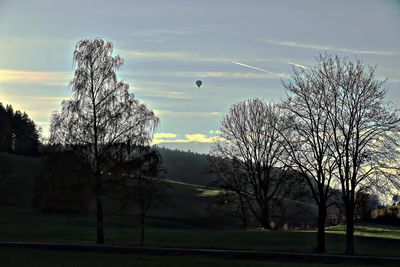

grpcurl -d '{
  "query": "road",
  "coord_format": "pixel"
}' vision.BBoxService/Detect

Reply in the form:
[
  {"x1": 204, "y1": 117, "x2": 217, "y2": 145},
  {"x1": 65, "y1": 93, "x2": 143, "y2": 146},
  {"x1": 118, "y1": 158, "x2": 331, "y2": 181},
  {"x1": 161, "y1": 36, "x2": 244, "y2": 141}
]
[{"x1": 1, "y1": 241, "x2": 400, "y2": 265}]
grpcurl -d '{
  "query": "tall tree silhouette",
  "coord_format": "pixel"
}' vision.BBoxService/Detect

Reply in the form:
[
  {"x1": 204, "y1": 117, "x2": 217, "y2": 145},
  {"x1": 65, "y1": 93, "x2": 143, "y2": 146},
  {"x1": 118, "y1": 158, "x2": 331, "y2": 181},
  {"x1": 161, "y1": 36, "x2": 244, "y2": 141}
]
[
  {"x1": 0, "y1": 103, "x2": 39, "y2": 155},
  {"x1": 281, "y1": 70, "x2": 337, "y2": 253},
  {"x1": 318, "y1": 55, "x2": 400, "y2": 254},
  {"x1": 0, "y1": 103, "x2": 11, "y2": 151},
  {"x1": 50, "y1": 38, "x2": 158, "y2": 244}
]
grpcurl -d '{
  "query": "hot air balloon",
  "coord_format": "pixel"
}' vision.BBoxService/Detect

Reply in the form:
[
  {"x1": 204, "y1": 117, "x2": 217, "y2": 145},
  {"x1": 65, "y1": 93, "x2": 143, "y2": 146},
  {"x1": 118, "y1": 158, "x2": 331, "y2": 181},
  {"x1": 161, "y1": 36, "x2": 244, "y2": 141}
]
[{"x1": 196, "y1": 80, "x2": 202, "y2": 88}]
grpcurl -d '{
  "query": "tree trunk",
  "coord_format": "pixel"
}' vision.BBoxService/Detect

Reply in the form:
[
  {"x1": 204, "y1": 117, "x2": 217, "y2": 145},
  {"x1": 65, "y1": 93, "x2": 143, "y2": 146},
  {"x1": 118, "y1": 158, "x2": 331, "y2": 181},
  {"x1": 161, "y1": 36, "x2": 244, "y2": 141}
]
[
  {"x1": 259, "y1": 208, "x2": 271, "y2": 229},
  {"x1": 238, "y1": 195, "x2": 248, "y2": 229},
  {"x1": 315, "y1": 204, "x2": 327, "y2": 253},
  {"x1": 345, "y1": 208, "x2": 355, "y2": 254},
  {"x1": 240, "y1": 214, "x2": 248, "y2": 229},
  {"x1": 140, "y1": 213, "x2": 145, "y2": 246},
  {"x1": 95, "y1": 172, "x2": 104, "y2": 244}
]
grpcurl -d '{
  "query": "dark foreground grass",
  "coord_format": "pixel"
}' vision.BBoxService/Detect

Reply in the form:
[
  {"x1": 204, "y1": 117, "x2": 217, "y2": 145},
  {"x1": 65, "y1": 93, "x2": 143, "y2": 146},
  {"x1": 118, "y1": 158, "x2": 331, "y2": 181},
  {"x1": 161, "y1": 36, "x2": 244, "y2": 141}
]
[
  {"x1": 0, "y1": 248, "x2": 396, "y2": 267},
  {"x1": 1, "y1": 206, "x2": 400, "y2": 257}
]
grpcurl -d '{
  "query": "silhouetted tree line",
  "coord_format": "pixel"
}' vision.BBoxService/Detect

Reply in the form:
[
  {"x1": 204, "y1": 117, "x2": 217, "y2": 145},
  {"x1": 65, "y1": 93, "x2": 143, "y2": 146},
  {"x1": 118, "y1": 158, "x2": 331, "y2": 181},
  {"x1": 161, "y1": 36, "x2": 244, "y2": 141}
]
[{"x1": 0, "y1": 103, "x2": 39, "y2": 155}]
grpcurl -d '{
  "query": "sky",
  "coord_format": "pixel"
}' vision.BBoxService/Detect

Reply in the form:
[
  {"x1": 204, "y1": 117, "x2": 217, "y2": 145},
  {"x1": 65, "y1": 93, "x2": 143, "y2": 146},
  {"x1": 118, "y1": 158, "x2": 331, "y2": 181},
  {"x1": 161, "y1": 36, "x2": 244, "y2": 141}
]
[{"x1": 0, "y1": 0, "x2": 399, "y2": 153}]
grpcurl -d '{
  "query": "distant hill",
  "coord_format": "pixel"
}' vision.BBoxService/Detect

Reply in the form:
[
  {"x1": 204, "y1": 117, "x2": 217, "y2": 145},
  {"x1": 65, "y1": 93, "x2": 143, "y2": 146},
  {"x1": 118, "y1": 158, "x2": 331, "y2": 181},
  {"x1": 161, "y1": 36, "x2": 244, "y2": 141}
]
[
  {"x1": 155, "y1": 142, "x2": 213, "y2": 155},
  {"x1": 155, "y1": 146, "x2": 217, "y2": 186}
]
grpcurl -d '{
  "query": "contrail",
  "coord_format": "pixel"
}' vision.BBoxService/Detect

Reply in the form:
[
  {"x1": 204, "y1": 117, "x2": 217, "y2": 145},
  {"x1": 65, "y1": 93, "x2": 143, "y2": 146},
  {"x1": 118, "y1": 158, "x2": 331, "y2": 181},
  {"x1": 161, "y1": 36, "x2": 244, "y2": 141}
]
[
  {"x1": 232, "y1": 61, "x2": 285, "y2": 77},
  {"x1": 287, "y1": 61, "x2": 309, "y2": 69}
]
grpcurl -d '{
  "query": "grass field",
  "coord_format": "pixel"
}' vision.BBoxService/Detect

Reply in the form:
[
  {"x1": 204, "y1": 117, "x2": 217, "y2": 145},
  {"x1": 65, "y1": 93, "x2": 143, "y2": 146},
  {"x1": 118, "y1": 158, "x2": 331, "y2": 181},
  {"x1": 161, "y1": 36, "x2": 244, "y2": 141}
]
[
  {"x1": 0, "y1": 247, "x2": 398, "y2": 267},
  {"x1": 1, "y1": 205, "x2": 400, "y2": 257},
  {"x1": 326, "y1": 224, "x2": 400, "y2": 240}
]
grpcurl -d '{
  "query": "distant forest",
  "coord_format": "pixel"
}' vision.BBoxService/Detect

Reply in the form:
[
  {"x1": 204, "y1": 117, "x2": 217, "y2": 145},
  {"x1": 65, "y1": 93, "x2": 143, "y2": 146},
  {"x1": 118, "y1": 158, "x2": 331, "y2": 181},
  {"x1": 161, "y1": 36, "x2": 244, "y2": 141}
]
[
  {"x1": 0, "y1": 103, "x2": 39, "y2": 155},
  {"x1": 156, "y1": 146, "x2": 217, "y2": 186}
]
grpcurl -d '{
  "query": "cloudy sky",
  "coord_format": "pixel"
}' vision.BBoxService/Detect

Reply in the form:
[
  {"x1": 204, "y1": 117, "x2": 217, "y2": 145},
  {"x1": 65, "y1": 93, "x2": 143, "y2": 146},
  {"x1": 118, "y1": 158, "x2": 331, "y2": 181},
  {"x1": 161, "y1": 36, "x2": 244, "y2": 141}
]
[{"x1": 0, "y1": 0, "x2": 399, "y2": 153}]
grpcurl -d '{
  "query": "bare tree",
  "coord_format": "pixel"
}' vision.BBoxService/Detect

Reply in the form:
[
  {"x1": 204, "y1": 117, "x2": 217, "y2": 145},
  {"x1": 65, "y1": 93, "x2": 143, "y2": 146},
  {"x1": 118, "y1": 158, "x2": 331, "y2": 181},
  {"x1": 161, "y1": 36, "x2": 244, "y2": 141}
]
[
  {"x1": 50, "y1": 38, "x2": 158, "y2": 244},
  {"x1": 110, "y1": 148, "x2": 167, "y2": 246},
  {"x1": 316, "y1": 55, "x2": 400, "y2": 254},
  {"x1": 282, "y1": 54, "x2": 400, "y2": 254},
  {"x1": 281, "y1": 62, "x2": 338, "y2": 253},
  {"x1": 210, "y1": 99, "x2": 294, "y2": 229}
]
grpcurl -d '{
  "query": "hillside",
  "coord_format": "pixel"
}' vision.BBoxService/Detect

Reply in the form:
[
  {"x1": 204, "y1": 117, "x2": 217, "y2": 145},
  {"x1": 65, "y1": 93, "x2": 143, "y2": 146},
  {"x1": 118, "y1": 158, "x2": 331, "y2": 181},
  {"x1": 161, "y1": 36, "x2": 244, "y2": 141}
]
[
  {"x1": 0, "y1": 153, "x2": 41, "y2": 207},
  {"x1": 0, "y1": 151, "x2": 224, "y2": 227},
  {"x1": 155, "y1": 147, "x2": 217, "y2": 186},
  {"x1": 0, "y1": 150, "x2": 317, "y2": 228}
]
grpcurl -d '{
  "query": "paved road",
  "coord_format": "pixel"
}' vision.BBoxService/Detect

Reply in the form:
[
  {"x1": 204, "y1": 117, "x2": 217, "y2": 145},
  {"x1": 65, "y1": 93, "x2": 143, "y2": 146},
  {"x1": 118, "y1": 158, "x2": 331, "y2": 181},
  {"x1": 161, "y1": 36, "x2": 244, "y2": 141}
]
[{"x1": 1, "y1": 241, "x2": 400, "y2": 264}]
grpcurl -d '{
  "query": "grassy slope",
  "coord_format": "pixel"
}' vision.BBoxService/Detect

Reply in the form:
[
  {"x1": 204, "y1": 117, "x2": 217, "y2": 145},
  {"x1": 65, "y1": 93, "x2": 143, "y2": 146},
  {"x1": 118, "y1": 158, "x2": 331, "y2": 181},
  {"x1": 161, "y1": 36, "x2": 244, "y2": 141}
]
[
  {"x1": 0, "y1": 152, "x2": 314, "y2": 227},
  {"x1": 0, "y1": 153, "x2": 41, "y2": 207},
  {"x1": 0, "y1": 152, "x2": 217, "y2": 226}
]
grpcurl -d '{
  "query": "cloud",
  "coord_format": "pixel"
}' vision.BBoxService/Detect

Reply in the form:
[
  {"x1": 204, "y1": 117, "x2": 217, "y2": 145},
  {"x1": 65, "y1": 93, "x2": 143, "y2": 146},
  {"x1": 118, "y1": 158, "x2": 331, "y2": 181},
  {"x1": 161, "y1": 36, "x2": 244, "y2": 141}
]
[
  {"x1": 153, "y1": 109, "x2": 222, "y2": 118},
  {"x1": 153, "y1": 133, "x2": 224, "y2": 144},
  {"x1": 120, "y1": 49, "x2": 232, "y2": 63},
  {"x1": 126, "y1": 30, "x2": 193, "y2": 43},
  {"x1": 264, "y1": 40, "x2": 400, "y2": 56},
  {"x1": 120, "y1": 49, "x2": 287, "y2": 66},
  {"x1": 133, "y1": 87, "x2": 193, "y2": 100},
  {"x1": 185, "y1": 133, "x2": 215, "y2": 142},
  {"x1": 154, "y1": 132, "x2": 177, "y2": 139},
  {"x1": 162, "y1": 70, "x2": 288, "y2": 79},
  {"x1": 0, "y1": 69, "x2": 72, "y2": 86},
  {"x1": 121, "y1": 50, "x2": 194, "y2": 60}
]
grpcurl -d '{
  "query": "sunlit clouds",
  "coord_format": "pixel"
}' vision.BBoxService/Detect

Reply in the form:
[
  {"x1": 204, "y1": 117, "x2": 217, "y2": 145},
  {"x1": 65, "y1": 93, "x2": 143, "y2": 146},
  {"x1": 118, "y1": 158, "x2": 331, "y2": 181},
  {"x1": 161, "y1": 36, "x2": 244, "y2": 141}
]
[
  {"x1": 154, "y1": 133, "x2": 177, "y2": 139},
  {"x1": 153, "y1": 132, "x2": 223, "y2": 144},
  {"x1": 0, "y1": 69, "x2": 72, "y2": 86}
]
